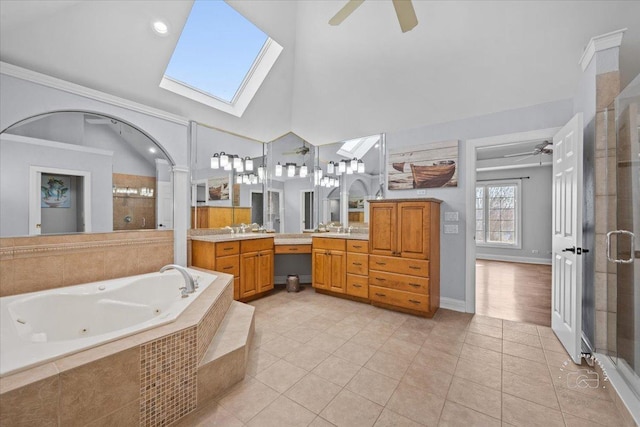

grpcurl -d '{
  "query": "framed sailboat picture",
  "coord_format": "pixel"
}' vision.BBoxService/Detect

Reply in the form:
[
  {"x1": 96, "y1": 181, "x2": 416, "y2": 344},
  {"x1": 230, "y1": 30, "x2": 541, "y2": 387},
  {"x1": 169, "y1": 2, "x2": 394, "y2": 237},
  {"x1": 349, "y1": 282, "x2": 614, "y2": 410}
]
[{"x1": 388, "y1": 140, "x2": 458, "y2": 190}]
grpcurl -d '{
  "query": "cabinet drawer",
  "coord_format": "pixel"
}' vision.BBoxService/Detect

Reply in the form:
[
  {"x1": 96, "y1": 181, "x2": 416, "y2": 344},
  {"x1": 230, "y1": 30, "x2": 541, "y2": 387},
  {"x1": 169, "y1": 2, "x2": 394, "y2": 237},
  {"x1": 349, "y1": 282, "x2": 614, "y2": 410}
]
[
  {"x1": 347, "y1": 253, "x2": 368, "y2": 275},
  {"x1": 369, "y1": 270, "x2": 429, "y2": 294},
  {"x1": 369, "y1": 255, "x2": 429, "y2": 277},
  {"x1": 241, "y1": 238, "x2": 273, "y2": 253},
  {"x1": 346, "y1": 274, "x2": 368, "y2": 298},
  {"x1": 216, "y1": 255, "x2": 239, "y2": 276},
  {"x1": 216, "y1": 241, "x2": 239, "y2": 256},
  {"x1": 370, "y1": 285, "x2": 429, "y2": 312},
  {"x1": 346, "y1": 240, "x2": 368, "y2": 253},
  {"x1": 275, "y1": 244, "x2": 311, "y2": 254},
  {"x1": 313, "y1": 237, "x2": 346, "y2": 251}
]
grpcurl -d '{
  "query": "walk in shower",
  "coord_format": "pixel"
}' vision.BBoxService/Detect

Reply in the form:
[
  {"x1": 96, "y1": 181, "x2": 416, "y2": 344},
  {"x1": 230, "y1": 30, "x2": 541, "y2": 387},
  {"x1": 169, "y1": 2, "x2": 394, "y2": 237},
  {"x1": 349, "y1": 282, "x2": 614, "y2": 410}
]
[{"x1": 602, "y1": 73, "x2": 640, "y2": 423}]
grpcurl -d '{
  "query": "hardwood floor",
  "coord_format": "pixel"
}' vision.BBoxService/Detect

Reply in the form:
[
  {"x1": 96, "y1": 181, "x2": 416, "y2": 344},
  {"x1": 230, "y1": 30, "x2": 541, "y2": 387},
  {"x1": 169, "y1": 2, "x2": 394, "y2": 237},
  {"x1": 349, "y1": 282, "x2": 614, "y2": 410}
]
[{"x1": 476, "y1": 259, "x2": 552, "y2": 326}]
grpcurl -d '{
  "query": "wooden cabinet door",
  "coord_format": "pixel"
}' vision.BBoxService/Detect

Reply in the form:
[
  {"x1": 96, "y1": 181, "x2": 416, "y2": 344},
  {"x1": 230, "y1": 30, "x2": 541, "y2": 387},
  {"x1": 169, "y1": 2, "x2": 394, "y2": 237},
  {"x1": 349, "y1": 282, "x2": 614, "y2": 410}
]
[
  {"x1": 240, "y1": 252, "x2": 258, "y2": 298},
  {"x1": 257, "y1": 250, "x2": 274, "y2": 293},
  {"x1": 329, "y1": 250, "x2": 346, "y2": 293},
  {"x1": 369, "y1": 202, "x2": 397, "y2": 256},
  {"x1": 397, "y1": 202, "x2": 430, "y2": 259},
  {"x1": 312, "y1": 249, "x2": 330, "y2": 290}
]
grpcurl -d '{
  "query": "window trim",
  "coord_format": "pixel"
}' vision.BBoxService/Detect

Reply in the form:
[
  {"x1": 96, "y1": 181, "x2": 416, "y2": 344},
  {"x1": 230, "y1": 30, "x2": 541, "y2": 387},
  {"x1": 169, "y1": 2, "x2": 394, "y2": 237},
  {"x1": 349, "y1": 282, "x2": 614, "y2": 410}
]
[
  {"x1": 475, "y1": 180, "x2": 522, "y2": 249},
  {"x1": 159, "y1": 37, "x2": 283, "y2": 118}
]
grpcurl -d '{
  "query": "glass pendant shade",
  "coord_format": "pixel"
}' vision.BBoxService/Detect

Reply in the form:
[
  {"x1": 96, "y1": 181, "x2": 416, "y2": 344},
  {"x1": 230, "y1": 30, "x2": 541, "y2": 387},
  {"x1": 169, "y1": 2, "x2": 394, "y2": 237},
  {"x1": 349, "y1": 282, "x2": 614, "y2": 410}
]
[
  {"x1": 327, "y1": 161, "x2": 335, "y2": 174},
  {"x1": 346, "y1": 166, "x2": 353, "y2": 175},
  {"x1": 210, "y1": 154, "x2": 220, "y2": 169},
  {"x1": 258, "y1": 165, "x2": 265, "y2": 180},
  {"x1": 357, "y1": 159, "x2": 365, "y2": 173},
  {"x1": 300, "y1": 163, "x2": 308, "y2": 178},
  {"x1": 219, "y1": 152, "x2": 229, "y2": 167},
  {"x1": 338, "y1": 160, "x2": 346, "y2": 173},
  {"x1": 224, "y1": 161, "x2": 232, "y2": 171},
  {"x1": 287, "y1": 163, "x2": 296, "y2": 177},
  {"x1": 351, "y1": 158, "x2": 358, "y2": 170},
  {"x1": 236, "y1": 174, "x2": 242, "y2": 184},
  {"x1": 275, "y1": 162, "x2": 283, "y2": 177},
  {"x1": 233, "y1": 156, "x2": 242, "y2": 170},
  {"x1": 245, "y1": 157, "x2": 253, "y2": 171}
]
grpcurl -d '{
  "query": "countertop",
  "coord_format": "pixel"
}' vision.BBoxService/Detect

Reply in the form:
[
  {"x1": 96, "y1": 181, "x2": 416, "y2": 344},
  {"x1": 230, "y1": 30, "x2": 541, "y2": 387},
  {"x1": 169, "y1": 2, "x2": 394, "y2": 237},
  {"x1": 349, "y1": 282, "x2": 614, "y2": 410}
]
[{"x1": 190, "y1": 232, "x2": 369, "y2": 244}]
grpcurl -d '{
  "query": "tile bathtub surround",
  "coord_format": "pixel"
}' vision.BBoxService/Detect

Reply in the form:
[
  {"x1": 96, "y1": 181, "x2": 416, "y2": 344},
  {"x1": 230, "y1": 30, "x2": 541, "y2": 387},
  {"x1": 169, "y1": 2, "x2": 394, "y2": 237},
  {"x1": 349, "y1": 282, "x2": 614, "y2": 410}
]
[
  {"x1": 140, "y1": 327, "x2": 198, "y2": 427},
  {"x1": 197, "y1": 278, "x2": 234, "y2": 362},
  {"x1": 0, "y1": 272, "x2": 238, "y2": 426},
  {"x1": 0, "y1": 230, "x2": 173, "y2": 297},
  {"x1": 176, "y1": 289, "x2": 636, "y2": 427}
]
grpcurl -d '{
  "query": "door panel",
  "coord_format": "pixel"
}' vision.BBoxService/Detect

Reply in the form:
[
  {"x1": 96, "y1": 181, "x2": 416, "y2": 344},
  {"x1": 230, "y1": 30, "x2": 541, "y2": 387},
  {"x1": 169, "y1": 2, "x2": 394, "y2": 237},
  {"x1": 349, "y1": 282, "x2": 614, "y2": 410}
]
[
  {"x1": 258, "y1": 250, "x2": 274, "y2": 292},
  {"x1": 369, "y1": 203, "x2": 396, "y2": 255},
  {"x1": 312, "y1": 249, "x2": 329, "y2": 290},
  {"x1": 551, "y1": 113, "x2": 583, "y2": 364},
  {"x1": 398, "y1": 202, "x2": 430, "y2": 259},
  {"x1": 329, "y1": 251, "x2": 346, "y2": 293},
  {"x1": 240, "y1": 252, "x2": 258, "y2": 298}
]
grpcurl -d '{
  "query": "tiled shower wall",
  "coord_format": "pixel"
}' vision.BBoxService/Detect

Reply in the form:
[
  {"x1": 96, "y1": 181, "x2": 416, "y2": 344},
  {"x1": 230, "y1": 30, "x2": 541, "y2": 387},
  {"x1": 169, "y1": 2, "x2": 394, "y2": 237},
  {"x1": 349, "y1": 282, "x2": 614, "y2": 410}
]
[
  {"x1": 113, "y1": 173, "x2": 157, "y2": 231},
  {"x1": 0, "y1": 229, "x2": 173, "y2": 297}
]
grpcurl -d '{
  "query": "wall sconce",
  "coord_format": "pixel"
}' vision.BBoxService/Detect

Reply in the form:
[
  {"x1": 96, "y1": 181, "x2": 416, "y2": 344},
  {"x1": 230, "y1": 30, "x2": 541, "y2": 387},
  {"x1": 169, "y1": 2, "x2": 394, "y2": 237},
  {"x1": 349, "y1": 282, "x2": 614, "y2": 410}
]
[
  {"x1": 211, "y1": 153, "x2": 220, "y2": 169},
  {"x1": 327, "y1": 161, "x2": 335, "y2": 174},
  {"x1": 219, "y1": 152, "x2": 229, "y2": 168},
  {"x1": 338, "y1": 160, "x2": 346, "y2": 173}
]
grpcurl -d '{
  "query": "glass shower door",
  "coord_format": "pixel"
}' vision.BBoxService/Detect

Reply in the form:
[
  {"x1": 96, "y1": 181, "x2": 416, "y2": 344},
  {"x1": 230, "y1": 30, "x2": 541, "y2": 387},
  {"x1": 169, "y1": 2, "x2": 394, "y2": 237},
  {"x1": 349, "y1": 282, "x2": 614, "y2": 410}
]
[{"x1": 612, "y1": 74, "x2": 640, "y2": 399}]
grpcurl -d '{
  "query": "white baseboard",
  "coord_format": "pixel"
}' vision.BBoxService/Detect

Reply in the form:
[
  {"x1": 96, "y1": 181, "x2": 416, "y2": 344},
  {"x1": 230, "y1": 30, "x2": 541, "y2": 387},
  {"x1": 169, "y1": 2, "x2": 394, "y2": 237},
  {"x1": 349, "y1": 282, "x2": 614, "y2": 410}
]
[
  {"x1": 440, "y1": 297, "x2": 467, "y2": 312},
  {"x1": 476, "y1": 254, "x2": 552, "y2": 265},
  {"x1": 274, "y1": 275, "x2": 312, "y2": 285}
]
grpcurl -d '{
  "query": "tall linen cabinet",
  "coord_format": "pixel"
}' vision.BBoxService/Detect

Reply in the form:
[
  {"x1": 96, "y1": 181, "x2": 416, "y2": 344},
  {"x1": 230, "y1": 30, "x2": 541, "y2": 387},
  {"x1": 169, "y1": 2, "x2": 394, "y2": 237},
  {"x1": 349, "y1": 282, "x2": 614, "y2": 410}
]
[{"x1": 368, "y1": 198, "x2": 441, "y2": 317}]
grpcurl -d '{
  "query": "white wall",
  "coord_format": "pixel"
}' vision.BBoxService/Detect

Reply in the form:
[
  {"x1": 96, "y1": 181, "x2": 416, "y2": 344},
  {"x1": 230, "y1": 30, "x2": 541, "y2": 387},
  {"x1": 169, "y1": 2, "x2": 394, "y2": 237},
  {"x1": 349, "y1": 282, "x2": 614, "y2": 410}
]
[
  {"x1": 476, "y1": 165, "x2": 553, "y2": 264},
  {"x1": 283, "y1": 177, "x2": 314, "y2": 233},
  {"x1": 385, "y1": 99, "x2": 573, "y2": 303}
]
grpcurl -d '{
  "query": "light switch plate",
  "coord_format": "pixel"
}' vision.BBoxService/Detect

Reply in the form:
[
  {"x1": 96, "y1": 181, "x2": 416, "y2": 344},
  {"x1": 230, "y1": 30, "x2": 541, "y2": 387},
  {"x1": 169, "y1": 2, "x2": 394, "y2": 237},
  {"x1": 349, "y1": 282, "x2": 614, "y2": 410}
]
[
  {"x1": 444, "y1": 224, "x2": 458, "y2": 234},
  {"x1": 444, "y1": 211, "x2": 459, "y2": 222},
  {"x1": 416, "y1": 189, "x2": 426, "y2": 195}
]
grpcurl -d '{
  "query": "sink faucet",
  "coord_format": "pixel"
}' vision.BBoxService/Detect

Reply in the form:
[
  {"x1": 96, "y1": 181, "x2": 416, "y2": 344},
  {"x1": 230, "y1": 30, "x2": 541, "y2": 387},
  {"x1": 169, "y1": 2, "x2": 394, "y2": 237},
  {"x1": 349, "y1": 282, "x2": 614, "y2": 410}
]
[
  {"x1": 224, "y1": 225, "x2": 234, "y2": 234},
  {"x1": 347, "y1": 226, "x2": 353, "y2": 234},
  {"x1": 160, "y1": 264, "x2": 196, "y2": 297}
]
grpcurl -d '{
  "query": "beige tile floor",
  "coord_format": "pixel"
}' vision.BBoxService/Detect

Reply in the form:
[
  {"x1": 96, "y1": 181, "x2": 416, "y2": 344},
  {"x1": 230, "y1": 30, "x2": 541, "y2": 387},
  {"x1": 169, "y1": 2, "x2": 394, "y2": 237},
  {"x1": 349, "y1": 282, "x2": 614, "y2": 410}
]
[{"x1": 176, "y1": 288, "x2": 634, "y2": 427}]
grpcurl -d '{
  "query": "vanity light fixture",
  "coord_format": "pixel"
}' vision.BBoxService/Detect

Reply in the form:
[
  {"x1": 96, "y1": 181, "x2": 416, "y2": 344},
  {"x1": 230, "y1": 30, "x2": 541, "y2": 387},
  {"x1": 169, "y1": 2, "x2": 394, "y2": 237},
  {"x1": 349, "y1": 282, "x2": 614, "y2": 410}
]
[
  {"x1": 219, "y1": 152, "x2": 229, "y2": 168},
  {"x1": 327, "y1": 161, "x2": 335, "y2": 174},
  {"x1": 210, "y1": 153, "x2": 220, "y2": 169},
  {"x1": 236, "y1": 174, "x2": 243, "y2": 184},
  {"x1": 300, "y1": 163, "x2": 308, "y2": 178},
  {"x1": 233, "y1": 156, "x2": 242, "y2": 170},
  {"x1": 357, "y1": 159, "x2": 365, "y2": 173},
  {"x1": 350, "y1": 158, "x2": 358, "y2": 170},
  {"x1": 338, "y1": 160, "x2": 347, "y2": 173},
  {"x1": 258, "y1": 165, "x2": 265, "y2": 180},
  {"x1": 275, "y1": 162, "x2": 283, "y2": 177},
  {"x1": 244, "y1": 157, "x2": 253, "y2": 171},
  {"x1": 287, "y1": 163, "x2": 296, "y2": 177}
]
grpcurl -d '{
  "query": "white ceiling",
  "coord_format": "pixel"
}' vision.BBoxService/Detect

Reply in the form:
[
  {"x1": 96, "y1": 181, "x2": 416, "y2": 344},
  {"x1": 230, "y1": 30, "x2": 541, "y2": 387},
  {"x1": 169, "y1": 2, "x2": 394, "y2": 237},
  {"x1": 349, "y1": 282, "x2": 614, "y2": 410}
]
[{"x1": 1, "y1": 0, "x2": 639, "y2": 145}]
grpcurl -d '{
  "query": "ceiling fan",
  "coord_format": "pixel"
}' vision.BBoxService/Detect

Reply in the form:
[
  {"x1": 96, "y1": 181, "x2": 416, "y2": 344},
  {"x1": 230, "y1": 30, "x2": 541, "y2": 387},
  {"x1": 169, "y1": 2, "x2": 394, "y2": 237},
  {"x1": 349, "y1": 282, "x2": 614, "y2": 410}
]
[
  {"x1": 283, "y1": 141, "x2": 310, "y2": 156},
  {"x1": 503, "y1": 140, "x2": 553, "y2": 162},
  {"x1": 329, "y1": 0, "x2": 418, "y2": 33}
]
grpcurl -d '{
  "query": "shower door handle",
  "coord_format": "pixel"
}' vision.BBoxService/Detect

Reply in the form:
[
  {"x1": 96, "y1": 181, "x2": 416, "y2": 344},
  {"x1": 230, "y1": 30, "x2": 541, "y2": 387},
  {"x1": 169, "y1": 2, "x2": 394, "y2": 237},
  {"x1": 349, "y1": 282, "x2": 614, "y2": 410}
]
[{"x1": 606, "y1": 230, "x2": 635, "y2": 264}]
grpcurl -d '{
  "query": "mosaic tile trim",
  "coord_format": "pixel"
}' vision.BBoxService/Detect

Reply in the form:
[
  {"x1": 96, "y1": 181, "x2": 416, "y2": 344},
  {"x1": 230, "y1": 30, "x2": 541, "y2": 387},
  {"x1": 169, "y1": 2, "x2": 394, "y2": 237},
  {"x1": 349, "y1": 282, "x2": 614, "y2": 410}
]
[
  {"x1": 7, "y1": 237, "x2": 173, "y2": 257},
  {"x1": 140, "y1": 327, "x2": 197, "y2": 427},
  {"x1": 197, "y1": 281, "x2": 233, "y2": 363}
]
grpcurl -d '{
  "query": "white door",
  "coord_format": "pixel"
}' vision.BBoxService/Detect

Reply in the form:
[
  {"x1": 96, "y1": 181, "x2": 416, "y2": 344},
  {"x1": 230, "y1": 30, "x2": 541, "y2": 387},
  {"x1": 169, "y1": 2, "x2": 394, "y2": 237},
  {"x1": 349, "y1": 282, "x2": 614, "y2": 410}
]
[
  {"x1": 157, "y1": 181, "x2": 173, "y2": 229},
  {"x1": 551, "y1": 113, "x2": 584, "y2": 364}
]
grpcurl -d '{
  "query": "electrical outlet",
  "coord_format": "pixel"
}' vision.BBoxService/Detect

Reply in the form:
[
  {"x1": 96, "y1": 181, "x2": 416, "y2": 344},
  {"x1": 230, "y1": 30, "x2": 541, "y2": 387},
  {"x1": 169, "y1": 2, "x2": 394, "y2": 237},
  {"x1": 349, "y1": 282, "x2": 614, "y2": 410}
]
[
  {"x1": 444, "y1": 211, "x2": 459, "y2": 222},
  {"x1": 417, "y1": 189, "x2": 426, "y2": 195},
  {"x1": 444, "y1": 224, "x2": 458, "y2": 234}
]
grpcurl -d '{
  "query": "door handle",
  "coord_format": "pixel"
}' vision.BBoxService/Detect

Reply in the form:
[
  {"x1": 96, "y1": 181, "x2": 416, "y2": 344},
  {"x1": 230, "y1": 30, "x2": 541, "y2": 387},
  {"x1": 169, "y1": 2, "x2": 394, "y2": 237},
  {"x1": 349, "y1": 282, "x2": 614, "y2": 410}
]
[
  {"x1": 606, "y1": 230, "x2": 636, "y2": 264},
  {"x1": 562, "y1": 246, "x2": 576, "y2": 253}
]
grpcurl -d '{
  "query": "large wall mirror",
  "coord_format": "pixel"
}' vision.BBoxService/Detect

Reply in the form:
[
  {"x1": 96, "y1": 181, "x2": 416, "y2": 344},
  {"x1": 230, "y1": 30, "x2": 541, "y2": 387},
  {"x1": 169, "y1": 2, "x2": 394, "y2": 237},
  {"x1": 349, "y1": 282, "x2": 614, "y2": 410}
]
[
  {"x1": 0, "y1": 111, "x2": 174, "y2": 237},
  {"x1": 190, "y1": 124, "x2": 265, "y2": 230},
  {"x1": 314, "y1": 134, "x2": 383, "y2": 228},
  {"x1": 265, "y1": 133, "x2": 316, "y2": 233}
]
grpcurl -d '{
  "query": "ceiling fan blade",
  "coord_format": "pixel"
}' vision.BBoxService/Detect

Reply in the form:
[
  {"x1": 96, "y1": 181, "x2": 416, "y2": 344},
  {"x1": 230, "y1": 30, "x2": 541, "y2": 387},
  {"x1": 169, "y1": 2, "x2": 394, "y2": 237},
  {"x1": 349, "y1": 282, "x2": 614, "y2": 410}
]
[
  {"x1": 329, "y1": 0, "x2": 365, "y2": 26},
  {"x1": 514, "y1": 154, "x2": 536, "y2": 163},
  {"x1": 392, "y1": 0, "x2": 418, "y2": 33},
  {"x1": 503, "y1": 151, "x2": 534, "y2": 158}
]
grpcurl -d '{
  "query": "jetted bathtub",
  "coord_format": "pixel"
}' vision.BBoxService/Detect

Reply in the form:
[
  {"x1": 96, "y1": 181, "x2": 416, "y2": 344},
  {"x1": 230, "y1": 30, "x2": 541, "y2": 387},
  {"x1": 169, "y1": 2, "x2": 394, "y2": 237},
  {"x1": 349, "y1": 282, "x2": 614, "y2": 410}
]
[{"x1": 0, "y1": 268, "x2": 216, "y2": 377}]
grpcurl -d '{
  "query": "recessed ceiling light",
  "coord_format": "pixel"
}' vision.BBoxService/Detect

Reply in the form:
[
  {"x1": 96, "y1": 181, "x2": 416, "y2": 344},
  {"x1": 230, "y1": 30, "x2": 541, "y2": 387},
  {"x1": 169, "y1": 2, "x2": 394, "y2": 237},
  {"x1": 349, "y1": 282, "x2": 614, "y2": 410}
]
[
  {"x1": 153, "y1": 21, "x2": 168, "y2": 35},
  {"x1": 149, "y1": 147, "x2": 157, "y2": 153}
]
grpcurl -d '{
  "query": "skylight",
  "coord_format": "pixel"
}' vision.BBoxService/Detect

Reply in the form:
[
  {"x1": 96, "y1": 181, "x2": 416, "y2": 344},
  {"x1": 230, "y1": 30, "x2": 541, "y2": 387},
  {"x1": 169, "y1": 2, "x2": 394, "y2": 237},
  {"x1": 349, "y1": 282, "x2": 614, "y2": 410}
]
[
  {"x1": 337, "y1": 134, "x2": 381, "y2": 159},
  {"x1": 159, "y1": 0, "x2": 283, "y2": 117}
]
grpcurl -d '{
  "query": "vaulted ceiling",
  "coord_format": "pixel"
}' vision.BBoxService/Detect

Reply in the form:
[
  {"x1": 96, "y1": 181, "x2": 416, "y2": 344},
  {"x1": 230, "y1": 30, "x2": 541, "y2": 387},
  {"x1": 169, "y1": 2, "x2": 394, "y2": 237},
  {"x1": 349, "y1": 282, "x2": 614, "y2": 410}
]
[{"x1": 1, "y1": 1, "x2": 639, "y2": 145}]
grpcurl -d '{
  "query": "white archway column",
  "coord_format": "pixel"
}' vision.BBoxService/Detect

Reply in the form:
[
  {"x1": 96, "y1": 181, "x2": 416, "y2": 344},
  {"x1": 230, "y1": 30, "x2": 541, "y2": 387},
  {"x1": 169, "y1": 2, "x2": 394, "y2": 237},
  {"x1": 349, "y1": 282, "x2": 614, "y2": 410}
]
[{"x1": 173, "y1": 166, "x2": 189, "y2": 266}]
